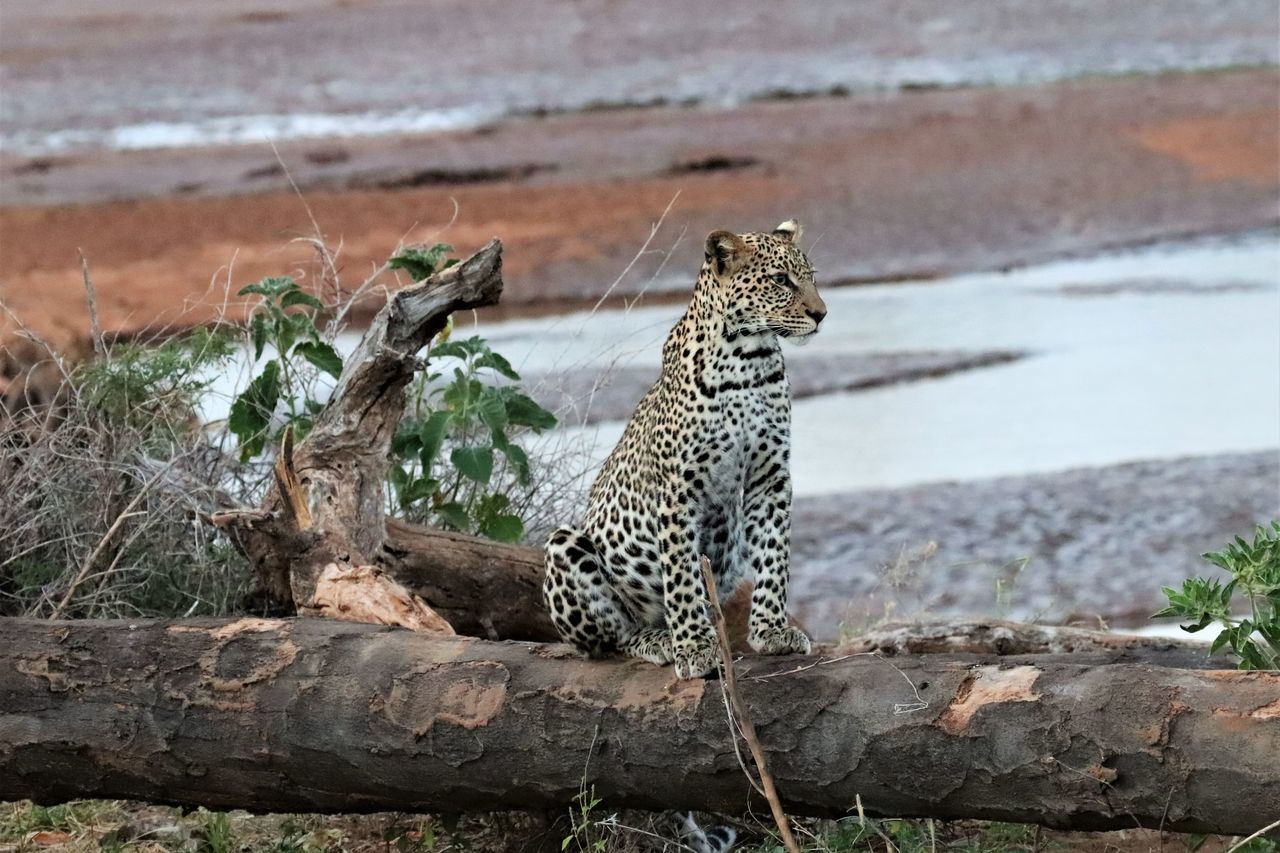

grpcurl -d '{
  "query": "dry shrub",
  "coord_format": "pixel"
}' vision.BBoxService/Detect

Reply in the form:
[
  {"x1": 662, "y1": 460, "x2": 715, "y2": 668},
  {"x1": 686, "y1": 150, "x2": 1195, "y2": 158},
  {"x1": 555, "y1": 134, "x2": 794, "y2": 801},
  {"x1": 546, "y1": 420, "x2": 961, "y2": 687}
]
[{"x1": 0, "y1": 328, "x2": 256, "y2": 619}]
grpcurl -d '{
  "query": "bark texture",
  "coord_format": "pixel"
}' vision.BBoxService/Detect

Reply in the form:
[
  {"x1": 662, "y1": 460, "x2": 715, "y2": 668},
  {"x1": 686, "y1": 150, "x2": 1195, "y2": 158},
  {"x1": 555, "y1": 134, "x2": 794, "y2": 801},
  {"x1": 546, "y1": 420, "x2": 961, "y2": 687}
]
[
  {"x1": 839, "y1": 620, "x2": 1229, "y2": 670},
  {"x1": 2, "y1": 617, "x2": 1277, "y2": 835},
  {"x1": 210, "y1": 240, "x2": 507, "y2": 622},
  {"x1": 381, "y1": 518, "x2": 553, "y2": 640}
]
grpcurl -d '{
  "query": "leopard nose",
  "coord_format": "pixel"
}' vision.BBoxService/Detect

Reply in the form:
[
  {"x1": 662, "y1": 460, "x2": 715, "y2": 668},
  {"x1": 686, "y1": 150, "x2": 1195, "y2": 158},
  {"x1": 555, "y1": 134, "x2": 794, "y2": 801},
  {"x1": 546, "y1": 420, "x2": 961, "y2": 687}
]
[{"x1": 806, "y1": 307, "x2": 826, "y2": 324}]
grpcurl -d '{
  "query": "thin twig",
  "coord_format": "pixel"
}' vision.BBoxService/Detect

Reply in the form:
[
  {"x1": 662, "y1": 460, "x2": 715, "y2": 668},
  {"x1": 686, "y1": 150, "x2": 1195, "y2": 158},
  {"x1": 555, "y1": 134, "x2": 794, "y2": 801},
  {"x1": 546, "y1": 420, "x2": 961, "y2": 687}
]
[
  {"x1": 47, "y1": 467, "x2": 166, "y2": 619},
  {"x1": 1225, "y1": 818, "x2": 1280, "y2": 853},
  {"x1": 269, "y1": 140, "x2": 341, "y2": 295},
  {"x1": 699, "y1": 555, "x2": 801, "y2": 853},
  {"x1": 745, "y1": 654, "x2": 857, "y2": 680},
  {"x1": 78, "y1": 251, "x2": 105, "y2": 358},
  {"x1": 745, "y1": 651, "x2": 929, "y2": 715},
  {"x1": 855, "y1": 794, "x2": 898, "y2": 853},
  {"x1": 717, "y1": 667, "x2": 765, "y2": 797},
  {"x1": 589, "y1": 191, "x2": 680, "y2": 315}
]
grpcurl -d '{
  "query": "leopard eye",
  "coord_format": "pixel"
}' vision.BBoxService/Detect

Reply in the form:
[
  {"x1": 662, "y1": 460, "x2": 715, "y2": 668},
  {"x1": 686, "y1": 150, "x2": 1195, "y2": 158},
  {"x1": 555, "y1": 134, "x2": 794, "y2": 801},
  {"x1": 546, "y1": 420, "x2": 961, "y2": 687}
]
[{"x1": 771, "y1": 272, "x2": 792, "y2": 287}]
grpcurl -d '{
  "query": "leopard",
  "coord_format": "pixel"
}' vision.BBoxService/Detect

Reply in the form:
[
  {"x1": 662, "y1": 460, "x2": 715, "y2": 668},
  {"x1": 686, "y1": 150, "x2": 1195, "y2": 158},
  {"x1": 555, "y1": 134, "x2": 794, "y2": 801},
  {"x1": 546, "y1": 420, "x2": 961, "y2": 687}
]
[{"x1": 543, "y1": 219, "x2": 826, "y2": 680}]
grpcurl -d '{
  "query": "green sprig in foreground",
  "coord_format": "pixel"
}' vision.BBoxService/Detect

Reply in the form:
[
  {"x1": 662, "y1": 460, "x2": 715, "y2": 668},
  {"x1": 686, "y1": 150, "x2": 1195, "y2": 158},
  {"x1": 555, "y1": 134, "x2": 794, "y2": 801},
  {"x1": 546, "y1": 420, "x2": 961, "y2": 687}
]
[{"x1": 1156, "y1": 522, "x2": 1280, "y2": 670}]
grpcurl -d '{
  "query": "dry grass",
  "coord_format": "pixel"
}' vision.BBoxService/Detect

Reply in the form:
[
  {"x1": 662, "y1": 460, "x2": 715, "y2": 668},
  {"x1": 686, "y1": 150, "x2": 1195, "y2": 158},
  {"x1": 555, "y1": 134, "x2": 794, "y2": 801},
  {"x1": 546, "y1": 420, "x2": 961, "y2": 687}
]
[
  {"x1": 0, "y1": 326, "x2": 256, "y2": 619},
  {"x1": 2, "y1": 801, "x2": 1273, "y2": 853}
]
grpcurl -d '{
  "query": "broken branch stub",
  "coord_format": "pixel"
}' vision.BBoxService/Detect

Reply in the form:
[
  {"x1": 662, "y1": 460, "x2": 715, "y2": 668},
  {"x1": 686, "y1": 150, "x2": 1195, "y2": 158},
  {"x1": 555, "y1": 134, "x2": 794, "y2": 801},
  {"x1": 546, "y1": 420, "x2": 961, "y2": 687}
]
[
  {"x1": 295, "y1": 238, "x2": 505, "y2": 585},
  {"x1": 212, "y1": 239, "x2": 504, "y2": 613}
]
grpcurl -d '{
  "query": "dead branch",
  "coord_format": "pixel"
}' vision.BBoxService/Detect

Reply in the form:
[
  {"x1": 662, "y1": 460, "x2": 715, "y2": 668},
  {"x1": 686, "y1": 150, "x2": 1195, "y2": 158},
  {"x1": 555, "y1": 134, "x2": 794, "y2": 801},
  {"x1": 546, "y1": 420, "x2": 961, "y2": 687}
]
[
  {"x1": 211, "y1": 239, "x2": 505, "y2": 624},
  {"x1": 701, "y1": 555, "x2": 800, "y2": 853}
]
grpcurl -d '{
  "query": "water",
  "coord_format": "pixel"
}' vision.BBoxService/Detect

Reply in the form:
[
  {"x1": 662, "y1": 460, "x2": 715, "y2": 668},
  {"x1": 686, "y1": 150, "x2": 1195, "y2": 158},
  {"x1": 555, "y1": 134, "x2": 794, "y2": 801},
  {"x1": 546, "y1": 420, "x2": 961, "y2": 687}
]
[
  {"x1": 5, "y1": 1, "x2": 1276, "y2": 156},
  {"x1": 5, "y1": 107, "x2": 506, "y2": 157},
  {"x1": 200, "y1": 233, "x2": 1280, "y2": 630},
  {"x1": 206, "y1": 234, "x2": 1280, "y2": 494},
  {"x1": 461, "y1": 234, "x2": 1280, "y2": 495}
]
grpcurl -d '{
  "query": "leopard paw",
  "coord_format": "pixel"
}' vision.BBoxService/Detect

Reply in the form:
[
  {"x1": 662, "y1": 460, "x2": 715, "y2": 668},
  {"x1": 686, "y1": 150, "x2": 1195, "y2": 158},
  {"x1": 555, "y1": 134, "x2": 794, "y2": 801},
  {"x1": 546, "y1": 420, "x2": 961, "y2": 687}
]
[
  {"x1": 673, "y1": 640, "x2": 719, "y2": 679},
  {"x1": 623, "y1": 627, "x2": 674, "y2": 665},
  {"x1": 749, "y1": 624, "x2": 811, "y2": 656}
]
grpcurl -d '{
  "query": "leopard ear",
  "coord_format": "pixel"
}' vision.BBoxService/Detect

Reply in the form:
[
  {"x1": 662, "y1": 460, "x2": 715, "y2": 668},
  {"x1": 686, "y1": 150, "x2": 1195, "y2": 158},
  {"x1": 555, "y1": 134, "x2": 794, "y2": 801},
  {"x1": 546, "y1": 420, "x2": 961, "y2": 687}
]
[
  {"x1": 704, "y1": 230, "x2": 748, "y2": 276},
  {"x1": 773, "y1": 219, "x2": 802, "y2": 244}
]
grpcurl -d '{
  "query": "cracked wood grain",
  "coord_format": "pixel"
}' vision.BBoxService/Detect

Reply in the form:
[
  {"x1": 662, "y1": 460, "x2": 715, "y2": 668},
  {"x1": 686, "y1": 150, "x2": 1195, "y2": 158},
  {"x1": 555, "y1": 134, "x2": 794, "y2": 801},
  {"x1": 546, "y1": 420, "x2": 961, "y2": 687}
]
[
  {"x1": 1, "y1": 618, "x2": 1276, "y2": 835},
  {"x1": 211, "y1": 240, "x2": 505, "y2": 619}
]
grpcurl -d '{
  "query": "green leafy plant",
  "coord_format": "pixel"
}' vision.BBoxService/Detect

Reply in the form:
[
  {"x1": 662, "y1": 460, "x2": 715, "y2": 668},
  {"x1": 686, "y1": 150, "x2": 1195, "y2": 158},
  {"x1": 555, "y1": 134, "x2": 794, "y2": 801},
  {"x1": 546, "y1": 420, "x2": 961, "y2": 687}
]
[
  {"x1": 229, "y1": 276, "x2": 343, "y2": 461},
  {"x1": 390, "y1": 334, "x2": 555, "y2": 543},
  {"x1": 81, "y1": 326, "x2": 234, "y2": 434},
  {"x1": 196, "y1": 808, "x2": 238, "y2": 853},
  {"x1": 388, "y1": 242, "x2": 459, "y2": 280},
  {"x1": 1156, "y1": 522, "x2": 1280, "y2": 670},
  {"x1": 385, "y1": 244, "x2": 556, "y2": 544},
  {"x1": 560, "y1": 786, "x2": 610, "y2": 852}
]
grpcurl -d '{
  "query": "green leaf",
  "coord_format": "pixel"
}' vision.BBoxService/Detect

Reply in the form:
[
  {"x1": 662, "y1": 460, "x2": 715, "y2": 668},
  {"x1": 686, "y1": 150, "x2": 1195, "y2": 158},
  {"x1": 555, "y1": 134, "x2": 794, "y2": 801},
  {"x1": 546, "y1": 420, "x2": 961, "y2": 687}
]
[
  {"x1": 228, "y1": 361, "x2": 281, "y2": 461},
  {"x1": 479, "y1": 514, "x2": 524, "y2": 543},
  {"x1": 289, "y1": 310, "x2": 322, "y2": 345},
  {"x1": 276, "y1": 318, "x2": 298, "y2": 354},
  {"x1": 281, "y1": 289, "x2": 324, "y2": 311},
  {"x1": 1238, "y1": 641, "x2": 1269, "y2": 671},
  {"x1": 451, "y1": 446, "x2": 494, "y2": 483},
  {"x1": 474, "y1": 350, "x2": 520, "y2": 380},
  {"x1": 499, "y1": 442, "x2": 531, "y2": 485},
  {"x1": 294, "y1": 341, "x2": 344, "y2": 379},
  {"x1": 391, "y1": 423, "x2": 422, "y2": 457},
  {"x1": 474, "y1": 492, "x2": 510, "y2": 516},
  {"x1": 239, "y1": 276, "x2": 296, "y2": 298},
  {"x1": 389, "y1": 243, "x2": 455, "y2": 281},
  {"x1": 417, "y1": 410, "x2": 452, "y2": 469},
  {"x1": 443, "y1": 377, "x2": 483, "y2": 418},
  {"x1": 401, "y1": 476, "x2": 439, "y2": 506},
  {"x1": 433, "y1": 501, "x2": 472, "y2": 532},
  {"x1": 502, "y1": 391, "x2": 556, "y2": 430},
  {"x1": 1181, "y1": 615, "x2": 1213, "y2": 633},
  {"x1": 389, "y1": 463, "x2": 410, "y2": 497},
  {"x1": 428, "y1": 340, "x2": 474, "y2": 361},
  {"x1": 249, "y1": 312, "x2": 270, "y2": 361},
  {"x1": 476, "y1": 388, "x2": 509, "y2": 435}
]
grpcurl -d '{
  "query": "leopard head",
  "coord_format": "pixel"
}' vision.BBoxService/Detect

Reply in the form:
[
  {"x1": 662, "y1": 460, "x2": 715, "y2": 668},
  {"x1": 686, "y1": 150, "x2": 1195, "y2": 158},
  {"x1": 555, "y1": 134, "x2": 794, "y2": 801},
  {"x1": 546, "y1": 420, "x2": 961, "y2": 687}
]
[{"x1": 704, "y1": 219, "x2": 827, "y2": 340}]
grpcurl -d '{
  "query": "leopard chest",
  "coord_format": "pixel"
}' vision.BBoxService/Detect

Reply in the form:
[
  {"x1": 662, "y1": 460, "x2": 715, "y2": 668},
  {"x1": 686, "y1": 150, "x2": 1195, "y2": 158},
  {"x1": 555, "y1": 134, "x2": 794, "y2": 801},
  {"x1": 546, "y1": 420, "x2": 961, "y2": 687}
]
[{"x1": 684, "y1": 345, "x2": 789, "y2": 505}]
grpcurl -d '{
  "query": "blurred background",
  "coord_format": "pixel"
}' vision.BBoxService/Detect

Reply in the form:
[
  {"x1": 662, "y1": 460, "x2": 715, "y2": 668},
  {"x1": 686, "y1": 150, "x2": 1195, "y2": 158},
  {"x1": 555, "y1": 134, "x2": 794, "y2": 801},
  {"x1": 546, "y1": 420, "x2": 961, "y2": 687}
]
[{"x1": 1, "y1": 0, "x2": 1277, "y2": 636}]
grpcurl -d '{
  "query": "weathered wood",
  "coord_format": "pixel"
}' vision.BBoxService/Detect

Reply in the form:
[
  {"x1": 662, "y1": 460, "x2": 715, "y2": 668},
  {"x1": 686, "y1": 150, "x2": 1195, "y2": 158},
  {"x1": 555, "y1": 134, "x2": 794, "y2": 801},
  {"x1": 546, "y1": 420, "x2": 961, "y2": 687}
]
[
  {"x1": 302, "y1": 563, "x2": 455, "y2": 635},
  {"x1": 211, "y1": 239, "x2": 505, "y2": 614},
  {"x1": 380, "y1": 519, "x2": 553, "y2": 640},
  {"x1": 379, "y1": 525, "x2": 798, "y2": 649},
  {"x1": 839, "y1": 619, "x2": 1228, "y2": 670},
  {"x1": 2, "y1": 617, "x2": 1276, "y2": 835}
]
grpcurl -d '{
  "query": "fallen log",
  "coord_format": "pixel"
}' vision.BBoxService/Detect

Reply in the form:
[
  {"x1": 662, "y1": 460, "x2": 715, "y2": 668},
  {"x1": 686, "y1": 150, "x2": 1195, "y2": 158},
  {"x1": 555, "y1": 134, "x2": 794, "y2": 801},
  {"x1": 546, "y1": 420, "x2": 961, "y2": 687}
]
[
  {"x1": 2, "y1": 618, "x2": 1276, "y2": 835},
  {"x1": 838, "y1": 619, "x2": 1228, "y2": 670},
  {"x1": 380, "y1": 518, "x2": 553, "y2": 640}
]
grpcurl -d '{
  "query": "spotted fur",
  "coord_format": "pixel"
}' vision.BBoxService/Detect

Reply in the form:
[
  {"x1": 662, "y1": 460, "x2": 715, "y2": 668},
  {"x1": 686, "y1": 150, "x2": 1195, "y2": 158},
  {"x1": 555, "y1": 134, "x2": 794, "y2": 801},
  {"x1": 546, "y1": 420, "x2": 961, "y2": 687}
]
[{"x1": 543, "y1": 220, "x2": 825, "y2": 679}]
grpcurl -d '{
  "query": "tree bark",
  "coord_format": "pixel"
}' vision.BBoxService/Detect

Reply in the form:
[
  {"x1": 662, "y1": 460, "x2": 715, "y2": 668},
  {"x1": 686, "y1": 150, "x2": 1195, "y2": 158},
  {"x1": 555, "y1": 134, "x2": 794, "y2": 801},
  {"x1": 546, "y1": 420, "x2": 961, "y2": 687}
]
[
  {"x1": 211, "y1": 240, "x2": 507, "y2": 629},
  {"x1": 380, "y1": 518, "x2": 553, "y2": 640},
  {"x1": 838, "y1": 619, "x2": 1230, "y2": 670},
  {"x1": 2, "y1": 617, "x2": 1276, "y2": 835}
]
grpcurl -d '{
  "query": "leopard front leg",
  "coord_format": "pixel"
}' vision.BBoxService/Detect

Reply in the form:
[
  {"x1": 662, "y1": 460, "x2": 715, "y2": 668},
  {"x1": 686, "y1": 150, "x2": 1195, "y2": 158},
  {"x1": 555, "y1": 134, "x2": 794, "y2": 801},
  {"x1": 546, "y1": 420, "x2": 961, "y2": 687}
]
[
  {"x1": 660, "y1": 496, "x2": 719, "y2": 679},
  {"x1": 543, "y1": 527, "x2": 635, "y2": 657},
  {"x1": 742, "y1": 423, "x2": 811, "y2": 657}
]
